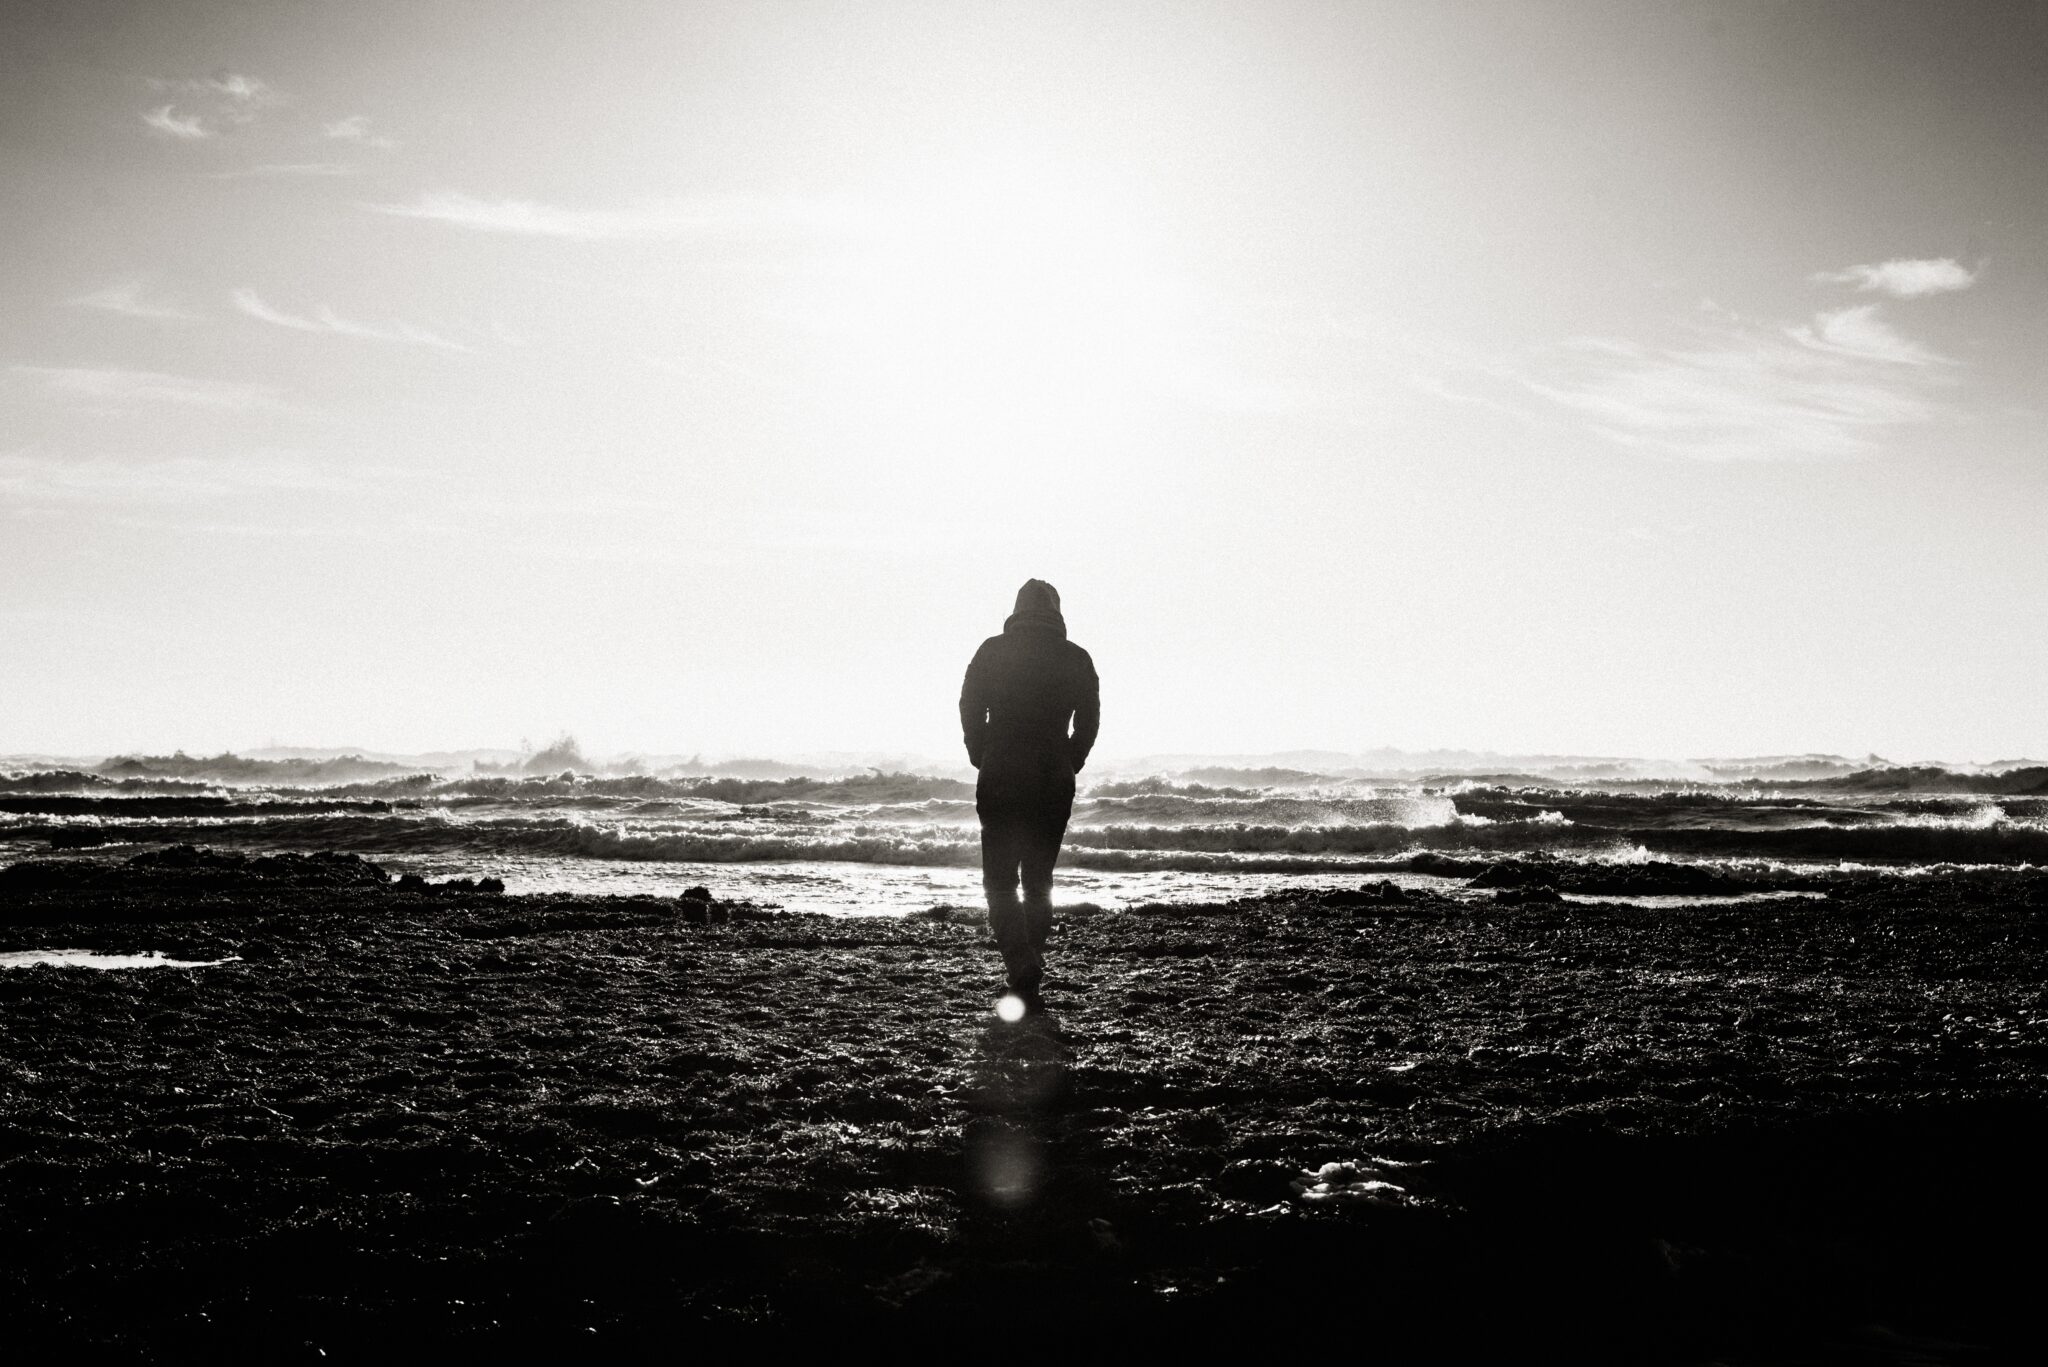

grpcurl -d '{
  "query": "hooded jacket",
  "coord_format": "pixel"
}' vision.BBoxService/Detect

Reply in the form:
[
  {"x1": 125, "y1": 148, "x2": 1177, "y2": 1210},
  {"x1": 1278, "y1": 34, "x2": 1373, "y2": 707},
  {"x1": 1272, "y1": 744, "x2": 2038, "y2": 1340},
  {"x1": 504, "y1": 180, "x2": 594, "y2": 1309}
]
[{"x1": 959, "y1": 579, "x2": 1100, "y2": 773}]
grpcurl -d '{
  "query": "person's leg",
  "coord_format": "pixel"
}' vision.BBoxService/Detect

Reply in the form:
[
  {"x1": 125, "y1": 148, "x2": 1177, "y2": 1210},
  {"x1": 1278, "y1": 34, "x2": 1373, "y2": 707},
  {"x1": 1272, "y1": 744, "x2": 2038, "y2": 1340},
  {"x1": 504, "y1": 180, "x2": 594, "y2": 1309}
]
[
  {"x1": 1019, "y1": 755, "x2": 1074, "y2": 967},
  {"x1": 980, "y1": 816, "x2": 1038, "y2": 990},
  {"x1": 1019, "y1": 823, "x2": 1059, "y2": 959}
]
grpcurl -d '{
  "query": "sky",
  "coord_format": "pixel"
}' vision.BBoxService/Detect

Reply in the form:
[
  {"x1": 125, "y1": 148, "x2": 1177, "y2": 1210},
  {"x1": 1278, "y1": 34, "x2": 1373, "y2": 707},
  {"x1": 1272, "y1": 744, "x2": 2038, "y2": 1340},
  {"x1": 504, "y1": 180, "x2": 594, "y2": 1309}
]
[{"x1": 2, "y1": 0, "x2": 2044, "y2": 763}]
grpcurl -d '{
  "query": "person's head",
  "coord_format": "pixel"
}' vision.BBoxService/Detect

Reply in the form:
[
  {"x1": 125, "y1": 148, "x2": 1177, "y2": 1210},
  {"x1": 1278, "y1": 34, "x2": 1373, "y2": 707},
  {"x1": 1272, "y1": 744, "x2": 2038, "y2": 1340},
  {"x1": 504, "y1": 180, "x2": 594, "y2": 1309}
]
[{"x1": 1014, "y1": 579, "x2": 1061, "y2": 615}]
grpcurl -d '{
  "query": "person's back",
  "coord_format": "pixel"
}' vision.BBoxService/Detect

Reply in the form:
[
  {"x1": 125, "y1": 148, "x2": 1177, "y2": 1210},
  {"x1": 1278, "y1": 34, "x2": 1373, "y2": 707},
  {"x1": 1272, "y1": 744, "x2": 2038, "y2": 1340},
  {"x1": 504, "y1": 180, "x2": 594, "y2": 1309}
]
[{"x1": 959, "y1": 580, "x2": 1098, "y2": 1006}]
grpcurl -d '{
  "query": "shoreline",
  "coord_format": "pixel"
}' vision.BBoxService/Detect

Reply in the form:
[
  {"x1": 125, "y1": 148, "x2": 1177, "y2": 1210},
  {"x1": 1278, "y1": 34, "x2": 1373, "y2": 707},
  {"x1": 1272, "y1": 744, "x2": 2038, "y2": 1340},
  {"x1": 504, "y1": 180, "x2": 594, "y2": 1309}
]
[{"x1": 2, "y1": 855, "x2": 2045, "y2": 1356}]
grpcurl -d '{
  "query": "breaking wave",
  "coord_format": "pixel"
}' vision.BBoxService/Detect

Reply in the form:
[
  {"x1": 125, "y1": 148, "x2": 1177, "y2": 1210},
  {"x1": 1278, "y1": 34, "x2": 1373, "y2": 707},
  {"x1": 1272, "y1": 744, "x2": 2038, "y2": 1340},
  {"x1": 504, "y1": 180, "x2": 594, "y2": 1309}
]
[
  {"x1": 11, "y1": 805, "x2": 2048, "y2": 872},
  {"x1": 8, "y1": 761, "x2": 2048, "y2": 896}
]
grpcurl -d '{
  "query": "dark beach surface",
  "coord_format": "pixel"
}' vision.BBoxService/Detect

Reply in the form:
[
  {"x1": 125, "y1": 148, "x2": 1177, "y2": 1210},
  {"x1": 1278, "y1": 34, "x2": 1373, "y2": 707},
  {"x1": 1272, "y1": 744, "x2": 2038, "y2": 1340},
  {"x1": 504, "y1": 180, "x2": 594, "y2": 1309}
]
[{"x1": 3, "y1": 847, "x2": 2047, "y2": 1360}]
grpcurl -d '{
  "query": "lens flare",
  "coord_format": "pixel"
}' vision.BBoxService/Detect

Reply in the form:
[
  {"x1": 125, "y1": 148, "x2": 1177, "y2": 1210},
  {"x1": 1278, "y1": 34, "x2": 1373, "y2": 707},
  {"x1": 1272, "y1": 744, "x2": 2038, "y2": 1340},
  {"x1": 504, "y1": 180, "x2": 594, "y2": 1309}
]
[{"x1": 967, "y1": 1123, "x2": 1044, "y2": 1209}]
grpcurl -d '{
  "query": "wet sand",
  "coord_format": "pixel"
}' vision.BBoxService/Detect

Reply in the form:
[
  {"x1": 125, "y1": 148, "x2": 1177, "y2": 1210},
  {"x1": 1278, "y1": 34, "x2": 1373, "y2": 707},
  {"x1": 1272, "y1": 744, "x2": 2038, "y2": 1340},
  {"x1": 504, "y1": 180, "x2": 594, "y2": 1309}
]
[{"x1": 2, "y1": 851, "x2": 2045, "y2": 1359}]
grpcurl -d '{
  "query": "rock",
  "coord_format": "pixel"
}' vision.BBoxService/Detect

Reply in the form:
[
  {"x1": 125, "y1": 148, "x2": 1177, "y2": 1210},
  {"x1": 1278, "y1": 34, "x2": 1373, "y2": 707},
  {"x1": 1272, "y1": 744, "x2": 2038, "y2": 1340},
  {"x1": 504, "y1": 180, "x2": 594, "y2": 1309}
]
[
  {"x1": 1215, "y1": 1158, "x2": 1300, "y2": 1204},
  {"x1": 913, "y1": 903, "x2": 985, "y2": 925},
  {"x1": 1468, "y1": 861, "x2": 1530, "y2": 889},
  {"x1": 1569, "y1": 860, "x2": 1746, "y2": 896},
  {"x1": 1399, "y1": 850, "x2": 1479, "y2": 876},
  {"x1": 1, "y1": 845, "x2": 392, "y2": 893}
]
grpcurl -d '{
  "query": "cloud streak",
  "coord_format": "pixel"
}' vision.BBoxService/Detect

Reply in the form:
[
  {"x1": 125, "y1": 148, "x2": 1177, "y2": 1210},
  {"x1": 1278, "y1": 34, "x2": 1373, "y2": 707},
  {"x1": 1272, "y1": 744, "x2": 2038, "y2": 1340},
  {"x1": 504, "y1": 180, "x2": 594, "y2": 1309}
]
[
  {"x1": 363, "y1": 191, "x2": 867, "y2": 241},
  {"x1": 154, "y1": 74, "x2": 274, "y2": 104},
  {"x1": 1814, "y1": 257, "x2": 1978, "y2": 298},
  {"x1": 140, "y1": 72, "x2": 278, "y2": 141},
  {"x1": 12, "y1": 366, "x2": 279, "y2": 413},
  {"x1": 142, "y1": 105, "x2": 210, "y2": 140},
  {"x1": 1789, "y1": 304, "x2": 1952, "y2": 367},
  {"x1": 65, "y1": 278, "x2": 205, "y2": 322},
  {"x1": 322, "y1": 114, "x2": 395, "y2": 148},
  {"x1": 1524, "y1": 312, "x2": 1953, "y2": 461},
  {"x1": 0, "y1": 450, "x2": 344, "y2": 506},
  {"x1": 209, "y1": 162, "x2": 361, "y2": 180},
  {"x1": 1521, "y1": 253, "x2": 1978, "y2": 461},
  {"x1": 230, "y1": 289, "x2": 472, "y2": 352}
]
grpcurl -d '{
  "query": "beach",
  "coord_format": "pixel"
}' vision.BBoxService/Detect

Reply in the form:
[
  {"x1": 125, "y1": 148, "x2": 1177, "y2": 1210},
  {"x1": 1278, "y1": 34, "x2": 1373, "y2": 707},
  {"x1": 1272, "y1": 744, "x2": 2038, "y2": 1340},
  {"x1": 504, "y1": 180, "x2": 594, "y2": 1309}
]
[
  {"x1": 11, "y1": 0, "x2": 2046, "y2": 1354},
  {"x1": 3, "y1": 847, "x2": 2045, "y2": 1358}
]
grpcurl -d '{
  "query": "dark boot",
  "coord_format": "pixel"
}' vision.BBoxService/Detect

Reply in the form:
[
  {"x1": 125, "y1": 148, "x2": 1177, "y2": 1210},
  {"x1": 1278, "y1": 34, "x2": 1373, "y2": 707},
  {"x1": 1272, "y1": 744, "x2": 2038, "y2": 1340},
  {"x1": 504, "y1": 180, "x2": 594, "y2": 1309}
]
[
  {"x1": 1024, "y1": 895, "x2": 1053, "y2": 959},
  {"x1": 1005, "y1": 953, "x2": 1043, "y2": 995},
  {"x1": 986, "y1": 890, "x2": 1041, "y2": 991}
]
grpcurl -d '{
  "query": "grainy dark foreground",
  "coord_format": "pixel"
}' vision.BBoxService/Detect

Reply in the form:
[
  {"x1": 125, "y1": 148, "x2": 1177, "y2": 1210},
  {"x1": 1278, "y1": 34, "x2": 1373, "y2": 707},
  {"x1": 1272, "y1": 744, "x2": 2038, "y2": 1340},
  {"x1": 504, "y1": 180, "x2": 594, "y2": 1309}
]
[{"x1": 3, "y1": 850, "x2": 2046, "y2": 1360}]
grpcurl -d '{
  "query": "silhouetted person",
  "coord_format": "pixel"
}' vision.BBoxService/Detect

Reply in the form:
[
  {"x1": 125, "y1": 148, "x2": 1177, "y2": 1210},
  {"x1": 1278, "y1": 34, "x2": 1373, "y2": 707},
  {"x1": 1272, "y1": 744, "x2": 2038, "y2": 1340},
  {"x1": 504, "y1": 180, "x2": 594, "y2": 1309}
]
[{"x1": 959, "y1": 579, "x2": 1099, "y2": 1005}]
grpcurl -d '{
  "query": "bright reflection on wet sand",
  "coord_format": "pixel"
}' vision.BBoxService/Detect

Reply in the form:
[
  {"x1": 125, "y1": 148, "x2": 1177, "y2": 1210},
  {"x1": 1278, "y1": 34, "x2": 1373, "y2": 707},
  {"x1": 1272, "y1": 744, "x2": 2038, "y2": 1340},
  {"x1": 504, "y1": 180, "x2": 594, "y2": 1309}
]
[{"x1": 0, "y1": 949, "x2": 237, "y2": 971}]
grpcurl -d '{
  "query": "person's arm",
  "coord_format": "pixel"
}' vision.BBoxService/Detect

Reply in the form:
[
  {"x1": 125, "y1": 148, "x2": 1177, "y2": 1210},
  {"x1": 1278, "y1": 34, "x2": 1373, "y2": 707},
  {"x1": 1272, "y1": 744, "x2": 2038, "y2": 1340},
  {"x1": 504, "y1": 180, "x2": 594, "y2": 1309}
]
[
  {"x1": 959, "y1": 641, "x2": 993, "y2": 768},
  {"x1": 1068, "y1": 648, "x2": 1100, "y2": 773}
]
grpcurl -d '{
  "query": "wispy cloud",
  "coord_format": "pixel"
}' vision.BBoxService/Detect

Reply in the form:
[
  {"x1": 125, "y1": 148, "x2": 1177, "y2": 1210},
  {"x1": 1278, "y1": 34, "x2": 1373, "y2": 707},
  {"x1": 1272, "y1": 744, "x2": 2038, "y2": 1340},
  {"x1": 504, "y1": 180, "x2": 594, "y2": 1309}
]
[
  {"x1": 65, "y1": 278, "x2": 205, "y2": 323},
  {"x1": 1789, "y1": 304, "x2": 1952, "y2": 367},
  {"x1": 1814, "y1": 257, "x2": 1979, "y2": 298},
  {"x1": 1524, "y1": 307, "x2": 1955, "y2": 461},
  {"x1": 209, "y1": 162, "x2": 361, "y2": 180},
  {"x1": 0, "y1": 449, "x2": 343, "y2": 506},
  {"x1": 148, "y1": 73, "x2": 277, "y2": 109},
  {"x1": 1518, "y1": 254, "x2": 1979, "y2": 462},
  {"x1": 158, "y1": 73, "x2": 274, "y2": 104},
  {"x1": 230, "y1": 289, "x2": 472, "y2": 353},
  {"x1": 363, "y1": 191, "x2": 866, "y2": 241},
  {"x1": 322, "y1": 114, "x2": 395, "y2": 148},
  {"x1": 140, "y1": 72, "x2": 278, "y2": 141},
  {"x1": 12, "y1": 366, "x2": 279, "y2": 413},
  {"x1": 142, "y1": 104, "x2": 210, "y2": 140}
]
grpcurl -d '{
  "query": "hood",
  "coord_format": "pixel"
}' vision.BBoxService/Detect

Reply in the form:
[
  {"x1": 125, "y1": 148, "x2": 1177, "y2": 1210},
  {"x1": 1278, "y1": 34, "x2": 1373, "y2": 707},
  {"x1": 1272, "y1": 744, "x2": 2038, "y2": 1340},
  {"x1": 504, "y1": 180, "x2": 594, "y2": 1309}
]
[{"x1": 1003, "y1": 578, "x2": 1066, "y2": 637}]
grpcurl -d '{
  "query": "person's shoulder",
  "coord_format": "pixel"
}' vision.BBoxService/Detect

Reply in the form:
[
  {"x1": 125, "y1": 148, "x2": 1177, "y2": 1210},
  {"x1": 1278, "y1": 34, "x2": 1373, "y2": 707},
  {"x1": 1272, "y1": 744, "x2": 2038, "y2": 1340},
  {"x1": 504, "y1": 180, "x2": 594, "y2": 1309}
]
[{"x1": 1064, "y1": 639, "x2": 1096, "y2": 669}]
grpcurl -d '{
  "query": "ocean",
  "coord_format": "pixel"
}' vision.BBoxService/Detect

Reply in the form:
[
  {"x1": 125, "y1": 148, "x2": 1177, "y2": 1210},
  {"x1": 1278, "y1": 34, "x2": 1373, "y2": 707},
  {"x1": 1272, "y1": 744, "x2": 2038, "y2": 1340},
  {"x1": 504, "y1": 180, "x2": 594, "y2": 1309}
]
[{"x1": 5, "y1": 761, "x2": 2044, "y2": 915}]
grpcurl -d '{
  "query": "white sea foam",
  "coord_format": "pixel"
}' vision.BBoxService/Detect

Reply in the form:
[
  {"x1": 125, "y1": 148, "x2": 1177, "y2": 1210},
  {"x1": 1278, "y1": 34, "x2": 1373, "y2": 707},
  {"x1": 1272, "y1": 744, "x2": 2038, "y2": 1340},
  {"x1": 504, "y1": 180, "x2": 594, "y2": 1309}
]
[{"x1": 9, "y1": 769, "x2": 2046, "y2": 913}]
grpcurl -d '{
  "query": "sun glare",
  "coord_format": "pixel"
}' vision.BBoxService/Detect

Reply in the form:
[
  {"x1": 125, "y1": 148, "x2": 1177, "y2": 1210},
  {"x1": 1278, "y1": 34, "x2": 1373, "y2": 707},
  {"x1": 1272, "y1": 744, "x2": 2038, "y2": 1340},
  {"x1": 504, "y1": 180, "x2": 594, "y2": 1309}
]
[{"x1": 807, "y1": 166, "x2": 1195, "y2": 474}]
